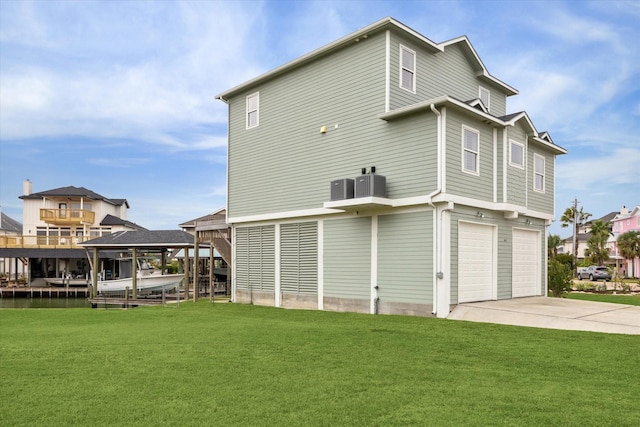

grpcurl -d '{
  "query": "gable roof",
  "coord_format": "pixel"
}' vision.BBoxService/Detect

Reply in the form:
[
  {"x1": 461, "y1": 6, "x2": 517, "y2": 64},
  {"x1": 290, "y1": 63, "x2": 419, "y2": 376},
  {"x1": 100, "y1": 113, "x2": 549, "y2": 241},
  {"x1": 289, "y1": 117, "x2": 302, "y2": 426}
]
[
  {"x1": 216, "y1": 17, "x2": 516, "y2": 101},
  {"x1": 0, "y1": 212, "x2": 22, "y2": 233},
  {"x1": 80, "y1": 230, "x2": 196, "y2": 248},
  {"x1": 439, "y1": 36, "x2": 518, "y2": 96},
  {"x1": 379, "y1": 96, "x2": 567, "y2": 155},
  {"x1": 100, "y1": 214, "x2": 148, "y2": 231},
  {"x1": 20, "y1": 185, "x2": 130, "y2": 208},
  {"x1": 179, "y1": 208, "x2": 226, "y2": 228}
]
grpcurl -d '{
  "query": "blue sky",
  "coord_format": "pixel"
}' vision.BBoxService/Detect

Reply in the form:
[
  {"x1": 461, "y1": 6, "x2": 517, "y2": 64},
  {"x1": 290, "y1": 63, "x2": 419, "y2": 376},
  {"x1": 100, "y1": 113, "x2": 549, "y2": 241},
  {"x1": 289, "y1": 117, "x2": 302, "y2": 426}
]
[{"x1": 1, "y1": 0, "x2": 638, "y2": 238}]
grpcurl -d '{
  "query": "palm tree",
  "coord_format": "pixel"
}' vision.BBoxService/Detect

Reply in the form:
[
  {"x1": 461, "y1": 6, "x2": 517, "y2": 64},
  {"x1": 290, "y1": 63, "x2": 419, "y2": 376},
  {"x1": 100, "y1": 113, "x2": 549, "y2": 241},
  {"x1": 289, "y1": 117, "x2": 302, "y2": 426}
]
[
  {"x1": 547, "y1": 234, "x2": 562, "y2": 259},
  {"x1": 560, "y1": 203, "x2": 591, "y2": 262},
  {"x1": 584, "y1": 220, "x2": 612, "y2": 265},
  {"x1": 617, "y1": 230, "x2": 640, "y2": 277}
]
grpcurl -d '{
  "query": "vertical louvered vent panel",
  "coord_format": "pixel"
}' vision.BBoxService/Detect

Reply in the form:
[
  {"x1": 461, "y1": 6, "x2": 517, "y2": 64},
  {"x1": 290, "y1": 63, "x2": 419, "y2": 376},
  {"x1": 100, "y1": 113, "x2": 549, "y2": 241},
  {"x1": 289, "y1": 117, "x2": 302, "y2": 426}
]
[{"x1": 280, "y1": 222, "x2": 318, "y2": 295}]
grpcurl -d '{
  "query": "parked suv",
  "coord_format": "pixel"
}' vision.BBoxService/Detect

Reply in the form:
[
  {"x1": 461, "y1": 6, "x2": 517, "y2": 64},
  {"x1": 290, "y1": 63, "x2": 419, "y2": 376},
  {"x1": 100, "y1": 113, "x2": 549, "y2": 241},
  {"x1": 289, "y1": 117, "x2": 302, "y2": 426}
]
[{"x1": 577, "y1": 266, "x2": 611, "y2": 281}]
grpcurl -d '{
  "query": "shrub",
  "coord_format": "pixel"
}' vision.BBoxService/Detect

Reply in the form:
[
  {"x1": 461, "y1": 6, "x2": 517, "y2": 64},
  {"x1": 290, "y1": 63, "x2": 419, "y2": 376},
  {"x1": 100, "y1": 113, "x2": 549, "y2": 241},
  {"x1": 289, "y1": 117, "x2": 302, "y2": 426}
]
[{"x1": 549, "y1": 258, "x2": 573, "y2": 297}]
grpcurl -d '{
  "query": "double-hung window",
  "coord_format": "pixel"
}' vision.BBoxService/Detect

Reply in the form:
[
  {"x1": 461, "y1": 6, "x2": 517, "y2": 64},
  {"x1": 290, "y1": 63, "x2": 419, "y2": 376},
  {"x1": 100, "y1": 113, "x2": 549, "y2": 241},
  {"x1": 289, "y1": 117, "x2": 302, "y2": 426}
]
[
  {"x1": 534, "y1": 154, "x2": 545, "y2": 192},
  {"x1": 399, "y1": 45, "x2": 416, "y2": 92},
  {"x1": 246, "y1": 92, "x2": 259, "y2": 129},
  {"x1": 462, "y1": 126, "x2": 480, "y2": 175},
  {"x1": 509, "y1": 140, "x2": 524, "y2": 168}
]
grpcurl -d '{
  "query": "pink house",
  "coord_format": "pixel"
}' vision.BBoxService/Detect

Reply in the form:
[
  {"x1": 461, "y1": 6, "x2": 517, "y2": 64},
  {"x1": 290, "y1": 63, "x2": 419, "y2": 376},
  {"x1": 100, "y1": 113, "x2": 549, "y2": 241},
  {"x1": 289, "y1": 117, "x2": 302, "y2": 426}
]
[{"x1": 609, "y1": 206, "x2": 640, "y2": 278}]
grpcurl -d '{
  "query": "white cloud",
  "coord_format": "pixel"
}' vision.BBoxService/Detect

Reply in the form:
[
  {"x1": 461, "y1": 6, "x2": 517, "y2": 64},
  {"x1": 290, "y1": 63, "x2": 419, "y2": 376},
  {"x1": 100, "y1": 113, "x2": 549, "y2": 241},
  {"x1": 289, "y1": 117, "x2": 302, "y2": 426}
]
[{"x1": 556, "y1": 147, "x2": 640, "y2": 191}]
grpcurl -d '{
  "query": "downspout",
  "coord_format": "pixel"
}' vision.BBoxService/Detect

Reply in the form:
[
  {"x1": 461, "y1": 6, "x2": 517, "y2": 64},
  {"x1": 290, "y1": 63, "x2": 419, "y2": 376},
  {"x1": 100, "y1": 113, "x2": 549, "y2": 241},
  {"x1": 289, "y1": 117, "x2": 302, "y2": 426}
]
[
  {"x1": 428, "y1": 104, "x2": 442, "y2": 315},
  {"x1": 428, "y1": 103, "x2": 454, "y2": 317}
]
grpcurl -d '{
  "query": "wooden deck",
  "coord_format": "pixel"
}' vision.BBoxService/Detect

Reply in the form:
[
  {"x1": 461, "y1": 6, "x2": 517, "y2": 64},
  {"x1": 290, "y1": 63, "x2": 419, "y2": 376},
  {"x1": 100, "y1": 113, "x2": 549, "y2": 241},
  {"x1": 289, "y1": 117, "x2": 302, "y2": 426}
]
[{"x1": 0, "y1": 286, "x2": 90, "y2": 298}]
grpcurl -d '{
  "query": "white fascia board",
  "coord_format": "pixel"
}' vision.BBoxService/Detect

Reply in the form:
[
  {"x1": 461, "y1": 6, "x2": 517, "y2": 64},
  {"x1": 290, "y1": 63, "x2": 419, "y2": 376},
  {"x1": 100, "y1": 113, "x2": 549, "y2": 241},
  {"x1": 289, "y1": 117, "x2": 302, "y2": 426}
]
[
  {"x1": 379, "y1": 96, "x2": 503, "y2": 126},
  {"x1": 439, "y1": 36, "x2": 518, "y2": 96},
  {"x1": 532, "y1": 136, "x2": 568, "y2": 155},
  {"x1": 431, "y1": 193, "x2": 555, "y2": 221},
  {"x1": 227, "y1": 208, "x2": 344, "y2": 224}
]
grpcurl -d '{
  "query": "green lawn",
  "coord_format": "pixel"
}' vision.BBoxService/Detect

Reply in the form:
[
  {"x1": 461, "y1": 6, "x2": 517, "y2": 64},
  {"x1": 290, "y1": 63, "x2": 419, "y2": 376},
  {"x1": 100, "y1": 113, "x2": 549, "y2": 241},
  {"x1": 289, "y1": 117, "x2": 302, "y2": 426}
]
[
  {"x1": 1, "y1": 301, "x2": 638, "y2": 426},
  {"x1": 566, "y1": 292, "x2": 640, "y2": 306}
]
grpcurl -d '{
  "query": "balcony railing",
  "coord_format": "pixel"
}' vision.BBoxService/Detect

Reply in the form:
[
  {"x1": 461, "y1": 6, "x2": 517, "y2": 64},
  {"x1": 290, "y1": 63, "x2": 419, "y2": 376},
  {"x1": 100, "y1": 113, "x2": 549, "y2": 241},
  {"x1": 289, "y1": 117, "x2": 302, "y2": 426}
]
[
  {"x1": 0, "y1": 235, "x2": 93, "y2": 249},
  {"x1": 40, "y1": 208, "x2": 95, "y2": 225}
]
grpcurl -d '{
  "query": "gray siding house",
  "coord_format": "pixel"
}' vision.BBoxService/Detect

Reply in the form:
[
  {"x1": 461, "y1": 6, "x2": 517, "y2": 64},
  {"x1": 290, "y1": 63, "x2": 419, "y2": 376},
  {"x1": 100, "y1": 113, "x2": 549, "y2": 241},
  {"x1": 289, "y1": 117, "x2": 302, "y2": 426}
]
[{"x1": 216, "y1": 17, "x2": 566, "y2": 318}]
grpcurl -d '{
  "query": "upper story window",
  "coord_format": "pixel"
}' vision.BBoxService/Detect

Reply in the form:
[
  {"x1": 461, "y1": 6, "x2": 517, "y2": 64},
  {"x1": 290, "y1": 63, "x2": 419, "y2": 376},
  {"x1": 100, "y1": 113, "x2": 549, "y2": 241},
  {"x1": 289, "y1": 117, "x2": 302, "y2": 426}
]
[
  {"x1": 399, "y1": 45, "x2": 416, "y2": 92},
  {"x1": 246, "y1": 92, "x2": 259, "y2": 129},
  {"x1": 534, "y1": 154, "x2": 545, "y2": 192},
  {"x1": 462, "y1": 126, "x2": 480, "y2": 175},
  {"x1": 479, "y1": 86, "x2": 490, "y2": 110},
  {"x1": 509, "y1": 140, "x2": 524, "y2": 169}
]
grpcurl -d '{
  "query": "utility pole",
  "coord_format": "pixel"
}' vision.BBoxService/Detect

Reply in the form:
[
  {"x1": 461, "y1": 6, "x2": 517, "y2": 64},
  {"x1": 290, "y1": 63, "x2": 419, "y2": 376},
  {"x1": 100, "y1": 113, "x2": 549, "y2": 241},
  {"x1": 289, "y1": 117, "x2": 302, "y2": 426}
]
[{"x1": 572, "y1": 197, "x2": 579, "y2": 267}]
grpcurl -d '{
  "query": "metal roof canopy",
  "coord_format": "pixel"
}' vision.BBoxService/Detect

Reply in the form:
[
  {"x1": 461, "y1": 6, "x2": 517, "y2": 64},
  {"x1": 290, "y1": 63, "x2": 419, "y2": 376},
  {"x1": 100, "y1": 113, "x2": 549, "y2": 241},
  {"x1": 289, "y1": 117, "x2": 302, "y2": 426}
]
[{"x1": 79, "y1": 230, "x2": 199, "y2": 249}]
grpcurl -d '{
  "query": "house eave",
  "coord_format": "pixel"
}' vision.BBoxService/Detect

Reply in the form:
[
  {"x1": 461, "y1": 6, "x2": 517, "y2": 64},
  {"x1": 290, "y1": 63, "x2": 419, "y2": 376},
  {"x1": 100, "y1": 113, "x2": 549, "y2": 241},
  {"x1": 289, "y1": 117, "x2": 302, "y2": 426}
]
[{"x1": 215, "y1": 17, "x2": 442, "y2": 101}]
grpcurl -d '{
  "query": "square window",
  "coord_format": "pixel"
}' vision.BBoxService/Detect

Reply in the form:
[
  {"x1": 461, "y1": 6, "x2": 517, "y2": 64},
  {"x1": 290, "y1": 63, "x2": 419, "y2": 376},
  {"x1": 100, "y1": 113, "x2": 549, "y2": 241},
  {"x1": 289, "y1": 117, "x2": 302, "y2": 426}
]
[
  {"x1": 246, "y1": 92, "x2": 259, "y2": 129},
  {"x1": 462, "y1": 126, "x2": 479, "y2": 174},
  {"x1": 399, "y1": 45, "x2": 416, "y2": 92},
  {"x1": 534, "y1": 154, "x2": 545, "y2": 192},
  {"x1": 509, "y1": 140, "x2": 524, "y2": 168}
]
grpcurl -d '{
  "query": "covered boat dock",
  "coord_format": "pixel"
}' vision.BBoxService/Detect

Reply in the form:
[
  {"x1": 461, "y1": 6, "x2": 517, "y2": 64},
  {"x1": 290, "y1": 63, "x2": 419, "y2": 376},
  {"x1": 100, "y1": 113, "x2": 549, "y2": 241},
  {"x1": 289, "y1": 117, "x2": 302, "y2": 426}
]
[{"x1": 79, "y1": 230, "x2": 207, "y2": 303}]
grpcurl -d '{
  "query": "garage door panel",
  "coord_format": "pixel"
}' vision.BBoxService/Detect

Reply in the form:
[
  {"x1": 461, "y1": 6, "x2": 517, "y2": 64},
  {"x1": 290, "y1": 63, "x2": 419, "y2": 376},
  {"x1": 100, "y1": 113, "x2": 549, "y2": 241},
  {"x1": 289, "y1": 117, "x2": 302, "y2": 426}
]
[
  {"x1": 512, "y1": 229, "x2": 541, "y2": 297},
  {"x1": 458, "y1": 222, "x2": 495, "y2": 303}
]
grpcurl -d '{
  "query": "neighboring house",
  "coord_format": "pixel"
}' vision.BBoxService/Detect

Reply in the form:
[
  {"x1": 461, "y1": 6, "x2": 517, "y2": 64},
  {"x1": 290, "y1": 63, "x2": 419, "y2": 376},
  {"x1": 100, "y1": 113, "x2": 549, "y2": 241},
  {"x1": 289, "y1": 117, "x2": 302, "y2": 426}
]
[
  {"x1": 216, "y1": 17, "x2": 567, "y2": 318},
  {"x1": 0, "y1": 180, "x2": 146, "y2": 283},
  {"x1": 610, "y1": 206, "x2": 640, "y2": 277},
  {"x1": 178, "y1": 208, "x2": 231, "y2": 287},
  {"x1": 559, "y1": 210, "x2": 617, "y2": 262},
  {"x1": 0, "y1": 211, "x2": 25, "y2": 281},
  {"x1": 179, "y1": 208, "x2": 231, "y2": 266}
]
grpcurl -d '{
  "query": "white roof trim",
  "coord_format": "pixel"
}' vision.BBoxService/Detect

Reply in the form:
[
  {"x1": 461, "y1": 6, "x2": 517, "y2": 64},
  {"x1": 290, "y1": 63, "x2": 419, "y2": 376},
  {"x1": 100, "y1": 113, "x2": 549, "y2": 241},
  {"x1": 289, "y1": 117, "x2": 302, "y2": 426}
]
[{"x1": 439, "y1": 36, "x2": 518, "y2": 96}]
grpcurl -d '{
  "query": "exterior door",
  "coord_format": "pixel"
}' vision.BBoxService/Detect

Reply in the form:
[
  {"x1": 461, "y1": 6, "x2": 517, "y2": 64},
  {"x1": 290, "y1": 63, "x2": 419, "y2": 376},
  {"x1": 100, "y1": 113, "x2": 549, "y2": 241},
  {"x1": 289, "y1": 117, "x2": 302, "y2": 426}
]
[
  {"x1": 512, "y1": 229, "x2": 541, "y2": 297},
  {"x1": 458, "y1": 221, "x2": 495, "y2": 303}
]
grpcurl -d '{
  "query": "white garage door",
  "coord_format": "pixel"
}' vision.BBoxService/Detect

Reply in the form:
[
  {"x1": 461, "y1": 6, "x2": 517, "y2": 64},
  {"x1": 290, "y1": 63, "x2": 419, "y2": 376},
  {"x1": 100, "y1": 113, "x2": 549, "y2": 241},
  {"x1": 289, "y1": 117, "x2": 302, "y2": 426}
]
[
  {"x1": 458, "y1": 222, "x2": 495, "y2": 303},
  {"x1": 512, "y1": 229, "x2": 541, "y2": 298}
]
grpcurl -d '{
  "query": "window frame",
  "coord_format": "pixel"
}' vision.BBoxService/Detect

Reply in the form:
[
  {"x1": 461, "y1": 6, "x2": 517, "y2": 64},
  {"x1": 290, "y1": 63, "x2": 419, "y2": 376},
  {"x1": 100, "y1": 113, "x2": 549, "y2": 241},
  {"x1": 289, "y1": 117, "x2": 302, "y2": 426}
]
[
  {"x1": 246, "y1": 92, "x2": 259, "y2": 129},
  {"x1": 461, "y1": 125, "x2": 480, "y2": 176},
  {"x1": 509, "y1": 139, "x2": 525, "y2": 169},
  {"x1": 533, "y1": 153, "x2": 546, "y2": 193},
  {"x1": 479, "y1": 86, "x2": 490, "y2": 110},
  {"x1": 399, "y1": 45, "x2": 416, "y2": 93}
]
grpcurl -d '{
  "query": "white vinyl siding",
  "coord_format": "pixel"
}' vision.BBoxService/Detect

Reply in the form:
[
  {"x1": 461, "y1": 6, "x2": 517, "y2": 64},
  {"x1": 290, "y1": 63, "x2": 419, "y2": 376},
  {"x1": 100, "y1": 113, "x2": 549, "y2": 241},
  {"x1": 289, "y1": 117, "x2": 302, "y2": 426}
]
[
  {"x1": 246, "y1": 92, "x2": 259, "y2": 129},
  {"x1": 462, "y1": 125, "x2": 480, "y2": 175},
  {"x1": 479, "y1": 86, "x2": 490, "y2": 110},
  {"x1": 399, "y1": 45, "x2": 416, "y2": 92},
  {"x1": 534, "y1": 154, "x2": 545, "y2": 193},
  {"x1": 509, "y1": 140, "x2": 524, "y2": 169}
]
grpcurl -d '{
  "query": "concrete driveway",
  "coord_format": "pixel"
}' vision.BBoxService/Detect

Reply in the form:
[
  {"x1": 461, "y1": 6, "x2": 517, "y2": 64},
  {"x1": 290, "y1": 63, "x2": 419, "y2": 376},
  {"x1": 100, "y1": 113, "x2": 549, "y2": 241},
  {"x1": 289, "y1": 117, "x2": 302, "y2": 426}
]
[{"x1": 448, "y1": 296, "x2": 640, "y2": 335}]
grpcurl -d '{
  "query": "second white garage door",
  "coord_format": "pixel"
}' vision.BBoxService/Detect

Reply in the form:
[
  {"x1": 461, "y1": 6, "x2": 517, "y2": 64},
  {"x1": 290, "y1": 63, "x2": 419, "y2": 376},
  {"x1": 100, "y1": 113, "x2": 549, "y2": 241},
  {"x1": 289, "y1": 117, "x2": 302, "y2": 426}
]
[
  {"x1": 512, "y1": 228, "x2": 542, "y2": 298},
  {"x1": 458, "y1": 221, "x2": 496, "y2": 303}
]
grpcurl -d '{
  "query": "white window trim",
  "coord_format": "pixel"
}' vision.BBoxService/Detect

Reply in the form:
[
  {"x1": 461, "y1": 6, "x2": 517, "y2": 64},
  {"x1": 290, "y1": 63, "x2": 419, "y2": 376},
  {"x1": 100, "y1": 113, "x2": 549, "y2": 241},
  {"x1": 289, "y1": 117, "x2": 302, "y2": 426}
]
[
  {"x1": 534, "y1": 153, "x2": 545, "y2": 193},
  {"x1": 246, "y1": 92, "x2": 259, "y2": 129},
  {"x1": 462, "y1": 125, "x2": 480, "y2": 176},
  {"x1": 399, "y1": 45, "x2": 416, "y2": 93},
  {"x1": 509, "y1": 139, "x2": 525, "y2": 169},
  {"x1": 479, "y1": 86, "x2": 490, "y2": 110}
]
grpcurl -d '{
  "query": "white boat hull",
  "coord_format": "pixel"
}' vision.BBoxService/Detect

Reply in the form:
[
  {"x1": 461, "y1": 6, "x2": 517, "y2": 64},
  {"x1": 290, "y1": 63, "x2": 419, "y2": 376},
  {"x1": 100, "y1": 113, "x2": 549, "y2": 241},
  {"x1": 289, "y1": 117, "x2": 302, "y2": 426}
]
[
  {"x1": 97, "y1": 274, "x2": 184, "y2": 293},
  {"x1": 44, "y1": 278, "x2": 90, "y2": 287}
]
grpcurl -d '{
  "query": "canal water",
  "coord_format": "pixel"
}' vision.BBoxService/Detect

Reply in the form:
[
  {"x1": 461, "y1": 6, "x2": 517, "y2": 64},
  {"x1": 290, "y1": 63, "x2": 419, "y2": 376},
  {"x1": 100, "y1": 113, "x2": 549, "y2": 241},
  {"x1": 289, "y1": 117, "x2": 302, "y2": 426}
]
[{"x1": 0, "y1": 297, "x2": 91, "y2": 309}]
